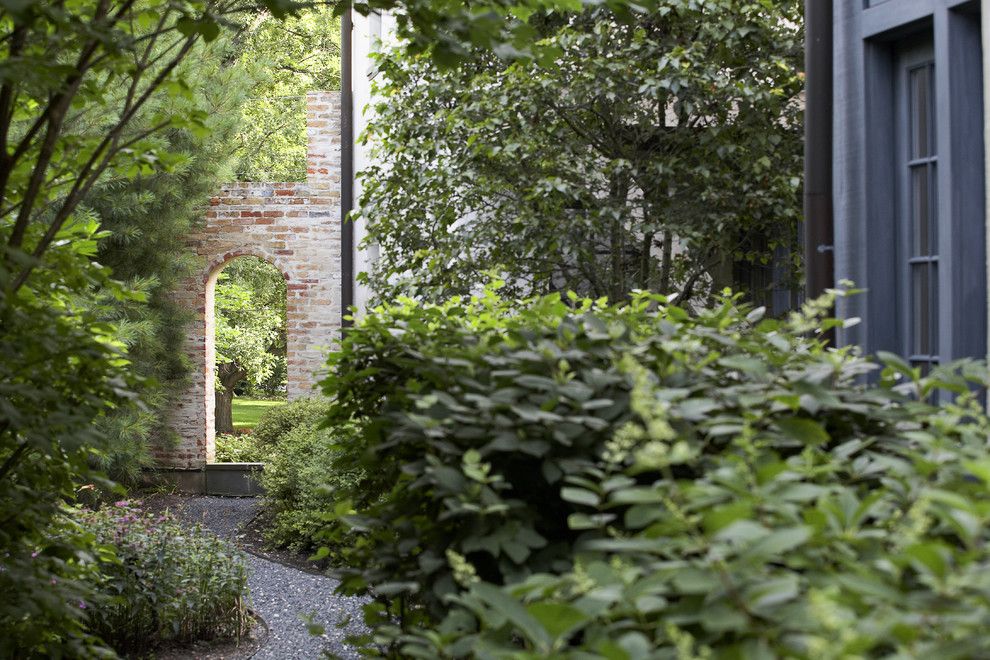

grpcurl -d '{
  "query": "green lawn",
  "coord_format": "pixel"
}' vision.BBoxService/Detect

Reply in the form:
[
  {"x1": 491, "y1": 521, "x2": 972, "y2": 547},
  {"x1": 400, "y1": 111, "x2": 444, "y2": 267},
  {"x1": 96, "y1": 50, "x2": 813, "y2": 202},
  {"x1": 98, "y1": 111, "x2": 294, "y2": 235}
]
[{"x1": 231, "y1": 397, "x2": 285, "y2": 430}]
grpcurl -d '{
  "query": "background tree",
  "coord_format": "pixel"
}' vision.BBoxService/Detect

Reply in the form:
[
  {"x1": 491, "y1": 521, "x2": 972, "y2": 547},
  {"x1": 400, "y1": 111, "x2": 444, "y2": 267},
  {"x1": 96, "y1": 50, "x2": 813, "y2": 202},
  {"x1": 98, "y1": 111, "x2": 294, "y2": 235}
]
[
  {"x1": 233, "y1": 5, "x2": 341, "y2": 181},
  {"x1": 84, "y1": 37, "x2": 254, "y2": 483},
  {"x1": 0, "y1": 1, "x2": 291, "y2": 651},
  {"x1": 358, "y1": 1, "x2": 803, "y2": 306},
  {"x1": 214, "y1": 257, "x2": 287, "y2": 434}
]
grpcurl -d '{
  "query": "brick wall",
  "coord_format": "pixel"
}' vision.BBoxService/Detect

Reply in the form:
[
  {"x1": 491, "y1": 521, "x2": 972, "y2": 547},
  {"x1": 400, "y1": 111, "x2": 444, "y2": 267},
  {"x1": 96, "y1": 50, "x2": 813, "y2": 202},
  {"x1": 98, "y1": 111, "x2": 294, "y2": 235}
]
[{"x1": 160, "y1": 92, "x2": 342, "y2": 469}]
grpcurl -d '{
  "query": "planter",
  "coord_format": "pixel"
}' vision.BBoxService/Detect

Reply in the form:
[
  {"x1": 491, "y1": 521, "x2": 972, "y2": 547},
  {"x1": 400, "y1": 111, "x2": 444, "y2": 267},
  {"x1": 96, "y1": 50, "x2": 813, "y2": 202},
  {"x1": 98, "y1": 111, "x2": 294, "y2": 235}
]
[
  {"x1": 146, "y1": 464, "x2": 265, "y2": 496},
  {"x1": 206, "y1": 462, "x2": 265, "y2": 497}
]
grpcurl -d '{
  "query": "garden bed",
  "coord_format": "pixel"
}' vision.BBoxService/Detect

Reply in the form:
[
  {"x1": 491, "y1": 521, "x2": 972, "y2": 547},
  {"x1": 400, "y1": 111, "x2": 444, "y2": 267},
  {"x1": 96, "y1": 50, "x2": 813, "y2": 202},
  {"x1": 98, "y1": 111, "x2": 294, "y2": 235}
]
[
  {"x1": 141, "y1": 494, "x2": 329, "y2": 575},
  {"x1": 151, "y1": 610, "x2": 267, "y2": 660}
]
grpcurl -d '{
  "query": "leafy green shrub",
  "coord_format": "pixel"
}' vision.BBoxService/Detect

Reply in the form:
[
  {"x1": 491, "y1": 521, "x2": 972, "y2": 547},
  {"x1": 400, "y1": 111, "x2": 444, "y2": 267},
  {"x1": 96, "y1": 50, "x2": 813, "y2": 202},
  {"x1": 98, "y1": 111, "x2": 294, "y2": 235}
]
[
  {"x1": 252, "y1": 397, "x2": 327, "y2": 447},
  {"x1": 393, "y1": 356, "x2": 990, "y2": 658},
  {"x1": 79, "y1": 501, "x2": 250, "y2": 654},
  {"x1": 318, "y1": 287, "x2": 990, "y2": 657},
  {"x1": 0, "y1": 224, "x2": 138, "y2": 658},
  {"x1": 215, "y1": 432, "x2": 268, "y2": 463},
  {"x1": 320, "y1": 288, "x2": 684, "y2": 612},
  {"x1": 250, "y1": 395, "x2": 363, "y2": 552},
  {"x1": 261, "y1": 423, "x2": 364, "y2": 552}
]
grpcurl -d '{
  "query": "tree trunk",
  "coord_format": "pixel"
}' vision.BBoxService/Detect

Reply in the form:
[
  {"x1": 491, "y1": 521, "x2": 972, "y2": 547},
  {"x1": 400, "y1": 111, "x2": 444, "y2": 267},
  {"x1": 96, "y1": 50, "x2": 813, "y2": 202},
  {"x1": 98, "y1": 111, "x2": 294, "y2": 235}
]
[
  {"x1": 658, "y1": 230, "x2": 673, "y2": 295},
  {"x1": 215, "y1": 362, "x2": 246, "y2": 435}
]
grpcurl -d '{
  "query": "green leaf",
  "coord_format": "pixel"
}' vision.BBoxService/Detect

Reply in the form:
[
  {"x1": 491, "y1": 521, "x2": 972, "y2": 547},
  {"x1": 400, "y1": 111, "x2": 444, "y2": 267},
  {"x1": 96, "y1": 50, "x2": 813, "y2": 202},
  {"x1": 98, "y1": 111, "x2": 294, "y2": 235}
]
[
  {"x1": 703, "y1": 502, "x2": 754, "y2": 534},
  {"x1": 903, "y1": 542, "x2": 949, "y2": 579},
  {"x1": 742, "y1": 575, "x2": 800, "y2": 610},
  {"x1": 609, "y1": 487, "x2": 663, "y2": 505},
  {"x1": 739, "y1": 526, "x2": 811, "y2": 563},
  {"x1": 561, "y1": 487, "x2": 600, "y2": 507},
  {"x1": 963, "y1": 459, "x2": 990, "y2": 486},
  {"x1": 672, "y1": 568, "x2": 720, "y2": 594},
  {"x1": 774, "y1": 417, "x2": 830, "y2": 445},
  {"x1": 526, "y1": 602, "x2": 589, "y2": 640},
  {"x1": 472, "y1": 583, "x2": 552, "y2": 650}
]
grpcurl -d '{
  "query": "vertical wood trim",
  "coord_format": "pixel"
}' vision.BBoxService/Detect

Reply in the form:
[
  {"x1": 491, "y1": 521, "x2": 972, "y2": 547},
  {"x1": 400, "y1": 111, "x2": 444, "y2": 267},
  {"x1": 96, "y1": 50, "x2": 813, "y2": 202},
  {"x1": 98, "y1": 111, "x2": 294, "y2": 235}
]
[
  {"x1": 833, "y1": 1, "x2": 868, "y2": 348},
  {"x1": 947, "y1": 7, "x2": 985, "y2": 361},
  {"x1": 864, "y1": 40, "x2": 901, "y2": 354},
  {"x1": 983, "y1": 1, "x2": 990, "y2": 362},
  {"x1": 934, "y1": 9, "x2": 955, "y2": 362}
]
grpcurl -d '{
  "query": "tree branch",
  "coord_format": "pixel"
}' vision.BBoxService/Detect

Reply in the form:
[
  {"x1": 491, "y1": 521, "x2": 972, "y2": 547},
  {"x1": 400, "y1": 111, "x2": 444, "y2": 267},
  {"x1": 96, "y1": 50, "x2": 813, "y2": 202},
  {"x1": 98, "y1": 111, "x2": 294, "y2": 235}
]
[{"x1": 11, "y1": 36, "x2": 198, "y2": 291}]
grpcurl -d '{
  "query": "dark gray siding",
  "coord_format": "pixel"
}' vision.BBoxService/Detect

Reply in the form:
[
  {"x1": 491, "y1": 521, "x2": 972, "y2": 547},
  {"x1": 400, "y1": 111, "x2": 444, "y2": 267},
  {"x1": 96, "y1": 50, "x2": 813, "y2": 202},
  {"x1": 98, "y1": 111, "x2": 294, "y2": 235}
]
[{"x1": 832, "y1": 0, "x2": 986, "y2": 362}]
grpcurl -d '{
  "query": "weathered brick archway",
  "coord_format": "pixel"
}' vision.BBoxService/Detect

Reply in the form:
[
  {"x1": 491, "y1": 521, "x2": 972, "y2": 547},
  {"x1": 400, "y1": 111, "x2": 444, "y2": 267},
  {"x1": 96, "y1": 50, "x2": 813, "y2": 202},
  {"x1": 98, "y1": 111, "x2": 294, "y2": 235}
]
[{"x1": 160, "y1": 92, "x2": 342, "y2": 470}]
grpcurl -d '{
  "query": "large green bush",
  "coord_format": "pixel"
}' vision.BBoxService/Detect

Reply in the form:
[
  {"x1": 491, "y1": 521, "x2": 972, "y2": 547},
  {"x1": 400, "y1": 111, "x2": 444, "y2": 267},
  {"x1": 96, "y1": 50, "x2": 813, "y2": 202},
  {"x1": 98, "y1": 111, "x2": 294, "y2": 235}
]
[
  {"x1": 261, "y1": 423, "x2": 363, "y2": 552},
  {"x1": 79, "y1": 501, "x2": 250, "y2": 655},
  {"x1": 317, "y1": 286, "x2": 990, "y2": 657},
  {"x1": 252, "y1": 397, "x2": 328, "y2": 447},
  {"x1": 215, "y1": 432, "x2": 268, "y2": 463},
  {"x1": 253, "y1": 397, "x2": 363, "y2": 552}
]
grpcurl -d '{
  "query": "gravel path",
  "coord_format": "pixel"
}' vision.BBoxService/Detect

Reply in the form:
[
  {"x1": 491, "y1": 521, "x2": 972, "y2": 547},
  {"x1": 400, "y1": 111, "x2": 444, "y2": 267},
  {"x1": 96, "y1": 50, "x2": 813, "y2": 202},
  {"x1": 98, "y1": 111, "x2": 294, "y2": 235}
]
[{"x1": 173, "y1": 497, "x2": 369, "y2": 659}]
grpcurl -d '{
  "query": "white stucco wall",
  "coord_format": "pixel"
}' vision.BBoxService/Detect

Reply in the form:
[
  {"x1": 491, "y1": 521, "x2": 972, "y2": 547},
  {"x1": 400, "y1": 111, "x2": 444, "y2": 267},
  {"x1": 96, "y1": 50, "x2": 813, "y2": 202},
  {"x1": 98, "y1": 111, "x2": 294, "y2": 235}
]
[{"x1": 349, "y1": 11, "x2": 398, "y2": 314}]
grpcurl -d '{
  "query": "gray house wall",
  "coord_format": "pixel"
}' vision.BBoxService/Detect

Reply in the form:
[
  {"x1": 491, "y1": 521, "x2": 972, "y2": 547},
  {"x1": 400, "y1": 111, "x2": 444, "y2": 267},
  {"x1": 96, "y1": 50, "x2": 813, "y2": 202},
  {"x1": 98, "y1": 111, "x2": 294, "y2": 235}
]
[
  {"x1": 984, "y1": 2, "x2": 990, "y2": 357},
  {"x1": 833, "y1": 0, "x2": 985, "y2": 364}
]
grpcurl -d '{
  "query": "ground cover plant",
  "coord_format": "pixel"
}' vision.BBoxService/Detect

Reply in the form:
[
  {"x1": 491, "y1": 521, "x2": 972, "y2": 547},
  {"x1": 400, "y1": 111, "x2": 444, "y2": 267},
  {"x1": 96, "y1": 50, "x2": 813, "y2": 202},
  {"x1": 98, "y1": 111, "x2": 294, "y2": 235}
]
[
  {"x1": 313, "y1": 286, "x2": 990, "y2": 657},
  {"x1": 78, "y1": 501, "x2": 251, "y2": 655}
]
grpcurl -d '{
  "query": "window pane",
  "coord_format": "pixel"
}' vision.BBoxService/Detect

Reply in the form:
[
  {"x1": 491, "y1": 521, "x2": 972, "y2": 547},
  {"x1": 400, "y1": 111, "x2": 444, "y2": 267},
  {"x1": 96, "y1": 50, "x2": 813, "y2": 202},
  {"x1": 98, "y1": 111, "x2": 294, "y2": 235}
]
[
  {"x1": 912, "y1": 264, "x2": 931, "y2": 356},
  {"x1": 929, "y1": 163, "x2": 937, "y2": 252},
  {"x1": 910, "y1": 65, "x2": 933, "y2": 159},
  {"x1": 911, "y1": 165, "x2": 930, "y2": 256},
  {"x1": 930, "y1": 264, "x2": 938, "y2": 358}
]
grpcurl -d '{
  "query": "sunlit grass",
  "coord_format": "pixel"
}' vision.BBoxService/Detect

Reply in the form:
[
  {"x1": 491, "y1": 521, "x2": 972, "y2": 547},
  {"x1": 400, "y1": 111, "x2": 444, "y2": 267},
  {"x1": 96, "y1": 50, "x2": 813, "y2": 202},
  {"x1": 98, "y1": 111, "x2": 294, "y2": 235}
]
[{"x1": 232, "y1": 397, "x2": 284, "y2": 430}]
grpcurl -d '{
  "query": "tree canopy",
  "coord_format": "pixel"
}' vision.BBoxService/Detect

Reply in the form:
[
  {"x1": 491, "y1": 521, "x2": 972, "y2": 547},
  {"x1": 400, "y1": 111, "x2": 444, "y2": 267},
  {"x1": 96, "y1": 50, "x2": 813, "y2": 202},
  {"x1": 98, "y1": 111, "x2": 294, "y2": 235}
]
[
  {"x1": 233, "y1": 5, "x2": 342, "y2": 181},
  {"x1": 358, "y1": 1, "x2": 804, "y2": 305}
]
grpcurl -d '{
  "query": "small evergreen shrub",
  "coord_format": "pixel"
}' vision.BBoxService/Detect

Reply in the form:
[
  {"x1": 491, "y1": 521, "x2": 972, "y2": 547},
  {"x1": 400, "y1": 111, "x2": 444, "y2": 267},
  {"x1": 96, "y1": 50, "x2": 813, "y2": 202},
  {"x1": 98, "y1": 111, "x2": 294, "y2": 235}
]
[
  {"x1": 215, "y1": 432, "x2": 268, "y2": 463},
  {"x1": 261, "y1": 423, "x2": 363, "y2": 552},
  {"x1": 316, "y1": 286, "x2": 990, "y2": 657},
  {"x1": 250, "y1": 395, "x2": 363, "y2": 552},
  {"x1": 79, "y1": 501, "x2": 250, "y2": 654},
  {"x1": 252, "y1": 397, "x2": 327, "y2": 447}
]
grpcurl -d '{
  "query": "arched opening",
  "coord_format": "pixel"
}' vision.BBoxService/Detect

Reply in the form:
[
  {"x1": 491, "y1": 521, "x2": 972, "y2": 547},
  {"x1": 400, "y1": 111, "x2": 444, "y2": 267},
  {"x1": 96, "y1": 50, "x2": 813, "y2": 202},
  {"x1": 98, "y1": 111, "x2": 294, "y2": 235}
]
[{"x1": 204, "y1": 255, "x2": 288, "y2": 462}]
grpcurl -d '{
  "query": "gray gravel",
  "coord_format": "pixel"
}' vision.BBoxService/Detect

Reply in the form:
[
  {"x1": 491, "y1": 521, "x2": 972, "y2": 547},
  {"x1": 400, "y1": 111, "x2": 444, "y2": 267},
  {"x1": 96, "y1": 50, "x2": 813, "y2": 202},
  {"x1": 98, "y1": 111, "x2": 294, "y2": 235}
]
[{"x1": 172, "y1": 496, "x2": 369, "y2": 660}]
